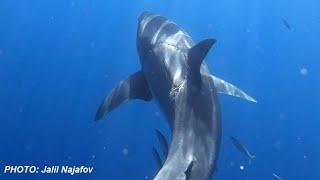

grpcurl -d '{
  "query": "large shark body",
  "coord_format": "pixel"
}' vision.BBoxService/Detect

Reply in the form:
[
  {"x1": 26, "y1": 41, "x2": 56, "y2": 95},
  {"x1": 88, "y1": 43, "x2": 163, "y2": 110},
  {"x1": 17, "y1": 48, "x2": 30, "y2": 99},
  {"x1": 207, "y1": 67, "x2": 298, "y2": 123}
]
[{"x1": 95, "y1": 12, "x2": 256, "y2": 180}]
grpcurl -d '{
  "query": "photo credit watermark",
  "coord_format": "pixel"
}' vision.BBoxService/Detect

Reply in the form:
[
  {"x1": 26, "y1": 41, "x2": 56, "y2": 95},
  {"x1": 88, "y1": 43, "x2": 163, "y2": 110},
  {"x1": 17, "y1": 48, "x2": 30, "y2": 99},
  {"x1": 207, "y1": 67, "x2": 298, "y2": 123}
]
[{"x1": 2, "y1": 165, "x2": 94, "y2": 175}]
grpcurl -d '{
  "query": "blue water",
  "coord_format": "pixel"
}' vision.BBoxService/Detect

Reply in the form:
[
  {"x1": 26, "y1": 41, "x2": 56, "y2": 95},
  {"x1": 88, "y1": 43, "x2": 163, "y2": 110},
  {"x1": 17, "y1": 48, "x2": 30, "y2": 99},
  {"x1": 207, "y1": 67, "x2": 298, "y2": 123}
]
[{"x1": 0, "y1": 0, "x2": 319, "y2": 179}]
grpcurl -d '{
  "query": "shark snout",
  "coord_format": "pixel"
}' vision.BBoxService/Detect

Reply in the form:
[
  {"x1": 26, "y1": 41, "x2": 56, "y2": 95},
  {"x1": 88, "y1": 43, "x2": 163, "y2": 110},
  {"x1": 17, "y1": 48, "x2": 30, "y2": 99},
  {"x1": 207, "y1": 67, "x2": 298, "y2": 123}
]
[
  {"x1": 138, "y1": 11, "x2": 155, "y2": 22},
  {"x1": 137, "y1": 11, "x2": 158, "y2": 39}
]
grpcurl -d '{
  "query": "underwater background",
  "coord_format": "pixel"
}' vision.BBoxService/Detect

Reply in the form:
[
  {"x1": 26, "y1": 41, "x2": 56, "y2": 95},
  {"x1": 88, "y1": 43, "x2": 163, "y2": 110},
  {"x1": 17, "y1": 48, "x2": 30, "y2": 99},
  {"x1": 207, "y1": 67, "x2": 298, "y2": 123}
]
[{"x1": 0, "y1": 0, "x2": 319, "y2": 179}]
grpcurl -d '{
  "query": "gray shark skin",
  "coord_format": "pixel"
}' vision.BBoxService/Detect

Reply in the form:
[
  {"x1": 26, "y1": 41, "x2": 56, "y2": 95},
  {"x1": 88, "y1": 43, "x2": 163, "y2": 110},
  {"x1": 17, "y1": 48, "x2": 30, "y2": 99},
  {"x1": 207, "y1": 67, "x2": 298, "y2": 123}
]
[{"x1": 95, "y1": 12, "x2": 256, "y2": 180}]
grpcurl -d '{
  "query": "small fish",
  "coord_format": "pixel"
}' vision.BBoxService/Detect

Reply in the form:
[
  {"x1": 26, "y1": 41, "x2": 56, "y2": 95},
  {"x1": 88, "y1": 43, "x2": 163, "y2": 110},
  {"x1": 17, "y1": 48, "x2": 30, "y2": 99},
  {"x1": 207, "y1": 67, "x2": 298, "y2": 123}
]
[
  {"x1": 273, "y1": 173, "x2": 282, "y2": 180},
  {"x1": 152, "y1": 147, "x2": 163, "y2": 170},
  {"x1": 230, "y1": 136, "x2": 255, "y2": 162},
  {"x1": 282, "y1": 18, "x2": 291, "y2": 30},
  {"x1": 155, "y1": 130, "x2": 169, "y2": 159}
]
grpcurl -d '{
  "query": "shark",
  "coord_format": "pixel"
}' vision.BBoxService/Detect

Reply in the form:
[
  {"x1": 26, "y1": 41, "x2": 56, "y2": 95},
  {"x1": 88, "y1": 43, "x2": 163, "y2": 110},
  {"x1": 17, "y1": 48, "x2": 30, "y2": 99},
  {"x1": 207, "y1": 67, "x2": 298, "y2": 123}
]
[
  {"x1": 95, "y1": 12, "x2": 256, "y2": 180},
  {"x1": 230, "y1": 136, "x2": 256, "y2": 163}
]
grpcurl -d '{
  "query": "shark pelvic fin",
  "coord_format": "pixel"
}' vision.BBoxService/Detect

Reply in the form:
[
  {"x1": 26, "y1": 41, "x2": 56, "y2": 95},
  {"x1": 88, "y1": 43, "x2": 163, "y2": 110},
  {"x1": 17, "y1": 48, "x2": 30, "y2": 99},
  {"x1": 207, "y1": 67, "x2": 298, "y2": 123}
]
[
  {"x1": 188, "y1": 39, "x2": 216, "y2": 88},
  {"x1": 184, "y1": 160, "x2": 194, "y2": 180},
  {"x1": 95, "y1": 71, "x2": 152, "y2": 121},
  {"x1": 155, "y1": 130, "x2": 169, "y2": 160},
  {"x1": 152, "y1": 147, "x2": 163, "y2": 170},
  {"x1": 208, "y1": 75, "x2": 257, "y2": 103}
]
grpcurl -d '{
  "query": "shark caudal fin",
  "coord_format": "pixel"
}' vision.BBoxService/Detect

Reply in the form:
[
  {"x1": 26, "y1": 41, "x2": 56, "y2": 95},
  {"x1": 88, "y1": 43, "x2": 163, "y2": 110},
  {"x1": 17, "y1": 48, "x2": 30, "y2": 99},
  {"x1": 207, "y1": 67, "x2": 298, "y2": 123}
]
[
  {"x1": 188, "y1": 39, "x2": 216, "y2": 88},
  {"x1": 208, "y1": 75, "x2": 257, "y2": 103},
  {"x1": 95, "y1": 71, "x2": 152, "y2": 121}
]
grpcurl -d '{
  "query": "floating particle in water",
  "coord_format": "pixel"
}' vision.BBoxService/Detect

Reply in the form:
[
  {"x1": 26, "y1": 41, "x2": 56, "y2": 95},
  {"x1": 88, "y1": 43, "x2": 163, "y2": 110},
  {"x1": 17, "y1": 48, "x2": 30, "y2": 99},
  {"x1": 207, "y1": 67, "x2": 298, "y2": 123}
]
[
  {"x1": 255, "y1": 45, "x2": 265, "y2": 54},
  {"x1": 19, "y1": 107, "x2": 24, "y2": 113},
  {"x1": 240, "y1": 165, "x2": 244, "y2": 171},
  {"x1": 25, "y1": 145, "x2": 31, "y2": 151},
  {"x1": 103, "y1": 146, "x2": 107, "y2": 150},
  {"x1": 90, "y1": 42, "x2": 95, "y2": 48},
  {"x1": 71, "y1": 1, "x2": 75, "y2": 7},
  {"x1": 0, "y1": 49, "x2": 3, "y2": 55},
  {"x1": 300, "y1": 67, "x2": 308, "y2": 76},
  {"x1": 91, "y1": 154, "x2": 96, "y2": 159},
  {"x1": 50, "y1": 16, "x2": 55, "y2": 21},
  {"x1": 303, "y1": 154, "x2": 307, "y2": 159},
  {"x1": 145, "y1": 176, "x2": 148, "y2": 179},
  {"x1": 297, "y1": 136, "x2": 302, "y2": 143},
  {"x1": 229, "y1": 161, "x2": 235, "y2": 167},
  {"x1": 98, "y1": 130, "x2": 103, "y2": 135},
  {"x1": 245, "y1": 28, "x2": 251, "y2": 33},
  {"x1": 154, "y1": 111, "x2": 160, "y2": 118},
  {"x1": 279, "y1": 113, "x2": 286, "y2": 120},
  {"x1": 122, "y1": 148, "x2": 129, "y2": 156},
  {"x1": 273, "y1": 141, "x2": 282, "y2": 151},
  {"x1": 296, "y1": 136, "x2": 303, "y2": 145}
]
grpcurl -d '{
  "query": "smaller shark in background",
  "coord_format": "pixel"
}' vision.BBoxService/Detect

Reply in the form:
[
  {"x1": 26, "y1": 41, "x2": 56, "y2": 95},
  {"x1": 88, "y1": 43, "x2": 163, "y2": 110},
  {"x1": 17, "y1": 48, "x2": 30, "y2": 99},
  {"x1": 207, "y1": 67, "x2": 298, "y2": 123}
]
[
  {"x1": 230, "y1": 136, "x2": 255, "y2": 162},
  {"x1": 282, "y1": 18, "x2": 291, "y2": 30}
]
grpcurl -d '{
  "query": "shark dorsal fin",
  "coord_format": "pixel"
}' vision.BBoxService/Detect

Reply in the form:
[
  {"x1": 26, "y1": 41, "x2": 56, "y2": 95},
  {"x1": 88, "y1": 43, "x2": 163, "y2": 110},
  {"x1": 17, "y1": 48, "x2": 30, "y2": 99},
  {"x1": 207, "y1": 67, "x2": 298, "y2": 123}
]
[
  {"x1": 187, "y1": 39, "x2": 216, "y2": 88},
  {"x1": 188, "y1": 39, "x2": 216, "y2": 68}
]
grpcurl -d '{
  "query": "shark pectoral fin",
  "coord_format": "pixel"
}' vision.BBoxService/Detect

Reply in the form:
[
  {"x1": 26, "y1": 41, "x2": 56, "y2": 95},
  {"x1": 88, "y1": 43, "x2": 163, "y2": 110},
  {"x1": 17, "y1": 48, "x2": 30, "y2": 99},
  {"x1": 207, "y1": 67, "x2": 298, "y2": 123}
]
[
  {"x1": 95, "y1": 71, "x2": 152, "y2": 121},
  {"x1": 208, "y1": 75, "x2": 257, "y2": 103},
  {"x1": 188, "y1": 39, "x2": 217, "y2": 88}
]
